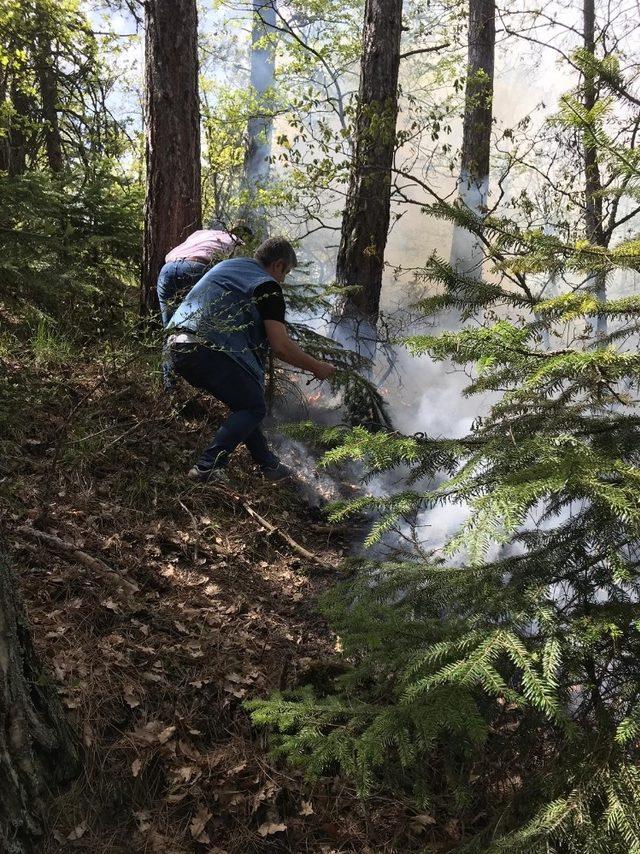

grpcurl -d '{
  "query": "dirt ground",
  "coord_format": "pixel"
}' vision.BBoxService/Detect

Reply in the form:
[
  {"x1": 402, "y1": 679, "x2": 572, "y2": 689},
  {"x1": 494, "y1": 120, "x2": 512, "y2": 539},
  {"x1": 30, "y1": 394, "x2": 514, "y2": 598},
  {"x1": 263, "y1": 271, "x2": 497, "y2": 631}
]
[{"x1": 2, "y1": 351, "x2": 421, "y2": 853}]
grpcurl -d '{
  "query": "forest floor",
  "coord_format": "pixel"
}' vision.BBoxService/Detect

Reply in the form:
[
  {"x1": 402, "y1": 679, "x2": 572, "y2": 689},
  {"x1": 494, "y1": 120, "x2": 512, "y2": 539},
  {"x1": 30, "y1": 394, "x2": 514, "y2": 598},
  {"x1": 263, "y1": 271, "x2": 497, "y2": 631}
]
[{"x1": 1, "y1": 339, "x2": 432, "y2": 853}]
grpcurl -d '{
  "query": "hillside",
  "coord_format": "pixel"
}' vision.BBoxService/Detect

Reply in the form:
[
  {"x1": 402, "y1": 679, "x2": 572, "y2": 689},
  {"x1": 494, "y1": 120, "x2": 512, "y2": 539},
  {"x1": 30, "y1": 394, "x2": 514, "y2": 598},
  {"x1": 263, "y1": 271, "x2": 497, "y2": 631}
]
[{"x1": 1, "y1": 339, "x2": 426, "y2": 853}]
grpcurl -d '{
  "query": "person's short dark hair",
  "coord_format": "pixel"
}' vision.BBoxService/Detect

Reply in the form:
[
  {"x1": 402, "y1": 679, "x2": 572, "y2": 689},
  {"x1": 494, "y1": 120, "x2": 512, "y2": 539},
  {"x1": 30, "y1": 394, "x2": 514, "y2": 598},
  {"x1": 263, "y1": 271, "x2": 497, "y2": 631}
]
[{"x1": 254, "y1": 237, "x2": 298, "y2": 270}]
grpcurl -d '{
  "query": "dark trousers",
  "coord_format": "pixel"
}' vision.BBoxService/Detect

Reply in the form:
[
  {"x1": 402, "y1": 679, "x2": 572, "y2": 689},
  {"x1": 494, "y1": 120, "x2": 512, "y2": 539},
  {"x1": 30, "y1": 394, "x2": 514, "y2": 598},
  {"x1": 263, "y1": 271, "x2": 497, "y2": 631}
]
[
  {"x1": 157, "y1": 260, "x2": 207, "y2": 388},
  {"x1": 170, "y1": 344, "x2": 278, "y2": 470}
]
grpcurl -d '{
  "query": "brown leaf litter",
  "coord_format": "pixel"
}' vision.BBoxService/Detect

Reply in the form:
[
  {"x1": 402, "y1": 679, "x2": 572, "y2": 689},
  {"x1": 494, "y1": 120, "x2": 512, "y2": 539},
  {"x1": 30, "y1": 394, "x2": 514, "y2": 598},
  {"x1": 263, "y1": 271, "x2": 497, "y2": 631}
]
[{"x1": 1, "y1": 354, "x2": 429, "y2": 853}]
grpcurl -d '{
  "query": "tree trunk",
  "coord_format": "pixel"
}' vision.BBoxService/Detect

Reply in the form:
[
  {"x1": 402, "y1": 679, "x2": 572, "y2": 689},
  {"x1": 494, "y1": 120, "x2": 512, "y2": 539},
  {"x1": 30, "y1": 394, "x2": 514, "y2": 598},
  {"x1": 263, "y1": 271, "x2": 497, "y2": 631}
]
[
  {"x1": 449, "y1": 0, "x2": 495, "y2": 278},
  {"x1": 0, "y1": 548, "x2": 80, "y2": 853},
  {"x1": 0, "y1": 65, "x2": 10, "y2": 172},
  {"x1": 8, "y1": 80, "x2": 29, "y2": 177},
  {"x1": 34, "y1": 34, "x2": 64, "y2": 174},
  {"x1": 242, "y1": 0, "x2": 277, "y2": 238},
  {"x1": 141, "y1": 0, "x2": 202, "y2": 314},
  {"x1": 583, "y1": 0, "x2": 607, "y2": 336},
  {"x1": 335, "y1": 0, "x2": 403, "y2": 326}
]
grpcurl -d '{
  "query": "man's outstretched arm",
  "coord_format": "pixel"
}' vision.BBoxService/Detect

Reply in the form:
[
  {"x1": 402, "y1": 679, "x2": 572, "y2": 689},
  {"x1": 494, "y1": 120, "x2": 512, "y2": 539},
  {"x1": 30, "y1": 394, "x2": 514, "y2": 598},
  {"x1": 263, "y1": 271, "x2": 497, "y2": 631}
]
[{"x1": 264, "y1": 320, "x2": 336, "y2": 381}]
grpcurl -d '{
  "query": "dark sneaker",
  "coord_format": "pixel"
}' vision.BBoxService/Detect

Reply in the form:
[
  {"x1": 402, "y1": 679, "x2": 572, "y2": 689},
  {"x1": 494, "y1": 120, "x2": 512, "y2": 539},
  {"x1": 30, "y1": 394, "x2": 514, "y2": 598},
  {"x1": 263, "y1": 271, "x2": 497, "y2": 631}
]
[
  {"x1": 260, "y1": 462, "x2": 295, "y2": 483},
  {"x1": 188, "y1": 465, "x2": 229, "y2": 484}
]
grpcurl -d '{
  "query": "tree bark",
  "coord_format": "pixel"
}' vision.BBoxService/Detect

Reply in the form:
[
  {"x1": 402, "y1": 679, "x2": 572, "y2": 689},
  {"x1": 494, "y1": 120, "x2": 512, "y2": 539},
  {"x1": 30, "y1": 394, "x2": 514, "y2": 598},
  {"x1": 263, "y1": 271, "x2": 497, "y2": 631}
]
[
  {"x1": 0, "y1": 65, "x2": 10, "y2": 172},
  {"x1": 7, "y1": 80, "x2": 30, "y2": 177},
  {"x1": 335, "y1": 0, "x2": 403, "y2": 325},
  {"x1": 583, "y1": 0, "x2": 607, "y2": 335},
  {"x1": 34, "y1": 34, "x2": 64, "y2": 174},
  {"x1": 141, "y1": 0, "x2": 202, "y2": 314},
  {"x1": 0, "y1": 548, "x2": 80, "y2": 853},
  {"x1": 449, "y1": 0, "x2": 495, "y2": 278},
  {"x1": 242, "y1": 0, "x2": 277, "y2": 238}
]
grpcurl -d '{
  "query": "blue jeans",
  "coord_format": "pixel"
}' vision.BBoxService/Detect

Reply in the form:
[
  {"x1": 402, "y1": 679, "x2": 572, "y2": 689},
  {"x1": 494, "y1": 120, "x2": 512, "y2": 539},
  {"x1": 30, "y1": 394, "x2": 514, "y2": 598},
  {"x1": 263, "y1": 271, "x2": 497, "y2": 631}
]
[
  {"x1": 169, "y1": 343, "x2": 278, "y2": 471},
  {"x1": 157, "y1": 260, "x2": 207, "y2": 326},
  {"x1": 157, "y1": 261, "x2": 207, "y2": 388}
]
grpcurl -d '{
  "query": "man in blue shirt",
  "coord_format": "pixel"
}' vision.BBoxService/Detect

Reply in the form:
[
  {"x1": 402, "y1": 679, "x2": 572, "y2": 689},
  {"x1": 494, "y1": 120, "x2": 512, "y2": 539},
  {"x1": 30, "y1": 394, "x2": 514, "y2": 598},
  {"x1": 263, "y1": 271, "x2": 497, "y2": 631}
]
[{"x1": 166, "y1": 237, "x2": 336, "y2": 482}]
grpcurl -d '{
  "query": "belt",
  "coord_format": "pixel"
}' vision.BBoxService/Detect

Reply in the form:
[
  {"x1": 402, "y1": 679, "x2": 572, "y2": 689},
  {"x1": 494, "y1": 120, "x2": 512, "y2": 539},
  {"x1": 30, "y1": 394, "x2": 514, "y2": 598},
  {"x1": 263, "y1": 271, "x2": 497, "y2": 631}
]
[{"x1": 167, "y1": 332, "x2": 201, "y2": 347}]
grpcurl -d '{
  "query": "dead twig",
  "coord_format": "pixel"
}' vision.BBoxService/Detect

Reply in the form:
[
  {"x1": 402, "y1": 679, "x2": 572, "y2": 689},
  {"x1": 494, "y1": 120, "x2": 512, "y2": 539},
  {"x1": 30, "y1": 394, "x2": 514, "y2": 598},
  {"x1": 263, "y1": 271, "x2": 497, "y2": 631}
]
[
  {"x1": 15, "y1": 525, "x2": 139, "y2": 596},
  {"x1": 239, "y1": 502, "x2": 333, "y2": 571}
]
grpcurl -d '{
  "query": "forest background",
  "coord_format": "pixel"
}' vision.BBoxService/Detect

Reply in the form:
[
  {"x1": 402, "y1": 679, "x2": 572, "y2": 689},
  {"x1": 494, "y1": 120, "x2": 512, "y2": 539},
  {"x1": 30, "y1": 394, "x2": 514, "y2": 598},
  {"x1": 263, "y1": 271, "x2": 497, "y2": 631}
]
[{"x1": 2, "y1": 0, "x2": 640, "y2": 852}]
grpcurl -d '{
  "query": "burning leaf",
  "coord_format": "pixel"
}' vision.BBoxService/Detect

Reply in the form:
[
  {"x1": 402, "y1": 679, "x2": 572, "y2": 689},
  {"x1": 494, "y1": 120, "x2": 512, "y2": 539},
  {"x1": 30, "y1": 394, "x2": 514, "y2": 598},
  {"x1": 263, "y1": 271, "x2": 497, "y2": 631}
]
[{"x1": 257, "y1": 821, "x2": 287, "y2": 837}]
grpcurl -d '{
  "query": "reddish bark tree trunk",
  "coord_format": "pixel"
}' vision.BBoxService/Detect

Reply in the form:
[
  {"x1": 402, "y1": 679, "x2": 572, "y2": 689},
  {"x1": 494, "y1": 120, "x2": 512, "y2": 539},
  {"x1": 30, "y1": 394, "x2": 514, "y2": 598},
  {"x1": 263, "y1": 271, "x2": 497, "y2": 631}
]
[
  {"x1": 335, "y1": 0, "x2": 403, "y2": 325},
  {"x1": 141, "y1": 0, "x2": 202, "y2": 314},
  {"x1": 0, "y1": 548, "x2": 80, "y2": 853}
]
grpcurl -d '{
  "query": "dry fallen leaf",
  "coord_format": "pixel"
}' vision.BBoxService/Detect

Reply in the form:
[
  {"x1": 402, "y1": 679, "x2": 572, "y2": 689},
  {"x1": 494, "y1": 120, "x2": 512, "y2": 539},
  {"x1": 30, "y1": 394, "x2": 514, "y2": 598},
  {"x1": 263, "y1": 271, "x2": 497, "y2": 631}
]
[
  {"x1": 124, "y1": 687, "x2": 141, "y2": 708},
  {"x1": 67, "y1": 821, "x2": 88, "y2": 841},
  {"x1": 83, "y1": 721, "x2": 94, "y2": 748},
  {"x1": 131, "y1": 757, "x2": 142, "y2": 778},
  {"x1": 300, "y1": 800, "x2": 314, "y2": 816},
  {"x1": 190, "y1": 806, "x2": 212, "y2": 840},
  {"x1": 134, "y1": 810, "x2": 152, "y2": 832},
  {"x1": 157, "y1": 725, "x2": 176, "y2": 744},
  {"x1": 257, "y1": 821, "x2": 287, "y2": 837},
  {"x1": 409, "y1": 813, "x2": 437, "y2": 834}
]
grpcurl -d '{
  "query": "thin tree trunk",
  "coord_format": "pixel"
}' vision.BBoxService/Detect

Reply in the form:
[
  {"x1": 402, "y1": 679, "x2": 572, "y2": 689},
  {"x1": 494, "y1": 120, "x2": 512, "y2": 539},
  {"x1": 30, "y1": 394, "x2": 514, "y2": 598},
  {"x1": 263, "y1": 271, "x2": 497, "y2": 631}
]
[
  {"x1": 8, "y1": 80, "x2": 29, "y2": 177},
  {"x1": 141, "y1": 0, "x2": 202, "y2": 314},
  {"x1": 583, "y1": 0, "x2": 607, "y2": 336},
  {"x1": 0, "y1": 65, "x2": 10, "y2": 172},
  {"x1": 335, "y1": 0, "x2": 403, "y2": 326},
  {"x1": 34, "y1": 34, "x2": 64, "y2": 174},
  {"x1": 0, "y1": 548, "x2": 80, "y2": 853},
  {"x1": 449, "y1": 0, "x2": 495, "y2": 278},
  {"x1": 242, "y1": 0, "x2": 277, "y2": 237}
]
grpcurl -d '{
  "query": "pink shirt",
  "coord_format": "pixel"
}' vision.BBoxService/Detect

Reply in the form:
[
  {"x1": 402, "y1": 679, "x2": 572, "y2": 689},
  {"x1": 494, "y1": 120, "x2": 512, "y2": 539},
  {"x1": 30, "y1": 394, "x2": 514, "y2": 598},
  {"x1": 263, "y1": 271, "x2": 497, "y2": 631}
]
[{"x1": 165, "y1": 229, "x2": 242, "y2": 264}]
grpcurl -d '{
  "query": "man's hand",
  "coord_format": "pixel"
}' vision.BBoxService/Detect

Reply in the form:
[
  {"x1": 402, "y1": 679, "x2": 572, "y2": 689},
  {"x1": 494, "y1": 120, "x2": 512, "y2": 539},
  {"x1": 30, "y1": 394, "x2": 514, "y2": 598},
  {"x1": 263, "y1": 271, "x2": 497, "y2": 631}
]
[
  {"x1": 265, "y1": 320, "x2": 337, "y2": 380},
  {"x1": 313, "y1": 362, "x2": 336, "y2": 381}
]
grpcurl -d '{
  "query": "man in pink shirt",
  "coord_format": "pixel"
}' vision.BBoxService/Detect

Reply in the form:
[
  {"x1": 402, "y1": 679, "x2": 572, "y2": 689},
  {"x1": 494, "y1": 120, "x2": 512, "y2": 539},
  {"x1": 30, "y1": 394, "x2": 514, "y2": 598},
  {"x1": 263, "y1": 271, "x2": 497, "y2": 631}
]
[
  {"x1": 157, "y1": 224, "x2": 252, "y2": 326},
  {"x1": 157, "y1": 223, "x2": 251, "y2": 388}
]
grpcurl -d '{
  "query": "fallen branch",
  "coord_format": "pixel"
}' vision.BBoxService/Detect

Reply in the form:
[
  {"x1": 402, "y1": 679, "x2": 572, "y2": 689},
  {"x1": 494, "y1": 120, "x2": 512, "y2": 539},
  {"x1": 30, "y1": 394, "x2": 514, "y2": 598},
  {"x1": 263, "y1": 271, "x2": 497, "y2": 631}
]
[
  {"x1": 16, "y1": 525, "x2": 139, "y2": 595},
  {"x1": 239, "y1": 503, "x2": 333, "y2": 571}
]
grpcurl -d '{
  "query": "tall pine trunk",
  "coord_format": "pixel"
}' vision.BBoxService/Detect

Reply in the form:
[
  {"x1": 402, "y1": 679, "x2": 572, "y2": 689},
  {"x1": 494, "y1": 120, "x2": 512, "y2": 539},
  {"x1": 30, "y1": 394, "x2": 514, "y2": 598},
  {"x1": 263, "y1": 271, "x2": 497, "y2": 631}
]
[
  {"x1": 141, "y1": 0, "x2": 201, "y2": 314},
  {"x1": 242, "y1": 0, "x2": 277, "y2": 237},
  {"x1": 335, "y1": 0, "x2": 402, "y2": 327},
  {"x1": 583, "y1": 0, "x2": 607, "y2": 336},
  {"x1": 0, "y1": 548, "x2": 80, "y2": 853},
  {"x1": 333, "y1": 0, "x2": 401, "y2": 427},
  {"x1": 449, "y1": 0, "x2": 495, "y2": 278}
]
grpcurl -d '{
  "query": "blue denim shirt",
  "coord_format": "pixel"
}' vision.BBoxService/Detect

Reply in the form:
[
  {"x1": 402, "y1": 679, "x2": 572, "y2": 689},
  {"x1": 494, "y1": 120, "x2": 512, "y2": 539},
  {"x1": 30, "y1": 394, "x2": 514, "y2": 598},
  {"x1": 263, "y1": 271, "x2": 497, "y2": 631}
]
[{"x1": 167, "y1": 258, "x2": 275, "y2": 384}]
